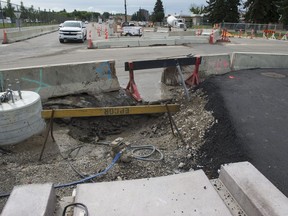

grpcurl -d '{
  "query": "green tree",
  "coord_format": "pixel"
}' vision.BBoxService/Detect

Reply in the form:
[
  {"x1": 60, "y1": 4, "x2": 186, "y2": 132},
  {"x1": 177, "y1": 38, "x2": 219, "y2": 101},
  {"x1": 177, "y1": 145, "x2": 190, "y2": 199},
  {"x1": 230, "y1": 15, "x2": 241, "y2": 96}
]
[
  {"x1": 206, "y1": 0, "x2": 240, "y2": 24},
  {"x1": 225, "y1": 0, "x2": 240, "y2": 22},
  {"x1": 277, "y1": 0, "x2": 288, "y2": 25},
  {"x1": 131, "y1": 10, "x2": 147, "y2": 21},
  {"x1": 3, "y1": 0, "x2": 15, "y2": 19},
  {"x1": 152, "y1": 0, "x2": 164, "y2": 22},
  {"x1": 102, "y1": 12, "x2": 110, "y2": 20},
  {"x1": 20, "y1": 1, "x2": 28, "y2": 20},
  {"x1": 190, "y1": 4, "x2": 205, "y2": 14},
  {"x1": 244, "y1": 0, "x2": 279, "y2": 23}
]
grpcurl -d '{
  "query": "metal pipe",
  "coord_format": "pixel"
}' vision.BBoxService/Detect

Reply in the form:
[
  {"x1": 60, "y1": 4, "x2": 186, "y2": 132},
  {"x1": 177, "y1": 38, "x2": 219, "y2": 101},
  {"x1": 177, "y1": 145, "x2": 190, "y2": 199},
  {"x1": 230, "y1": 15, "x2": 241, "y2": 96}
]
[
  {"x1": 16, "y1": 80, "x2": 22, "y2": 99},
  {"x1": 175, "y1": 60, "x2": 190, "y2": 101}
]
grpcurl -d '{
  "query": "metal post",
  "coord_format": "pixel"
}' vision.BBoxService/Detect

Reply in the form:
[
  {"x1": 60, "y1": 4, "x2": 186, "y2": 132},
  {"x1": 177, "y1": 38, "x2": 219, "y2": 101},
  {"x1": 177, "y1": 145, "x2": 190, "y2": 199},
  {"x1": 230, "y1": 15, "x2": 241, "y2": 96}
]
[{"x1": 175, "y1": 60, "x2": 190, "y2": 101}]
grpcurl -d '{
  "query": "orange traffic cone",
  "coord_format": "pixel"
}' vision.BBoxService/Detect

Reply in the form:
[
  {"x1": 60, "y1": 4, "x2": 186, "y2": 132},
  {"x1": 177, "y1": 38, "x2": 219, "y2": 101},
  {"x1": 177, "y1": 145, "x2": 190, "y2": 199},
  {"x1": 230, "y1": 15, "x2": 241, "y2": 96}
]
[
  {"x1": 88, "y1": 30, "x2": 93, "y2": 49},
  {"x1": 209, "y1": 29, "x2": 214, "y2": 44},
  {"x1": 105, "y1": 28, "x2": 108, "y2": 40},
  {"x1": 2, "y1": 30, "x2": 7, "y2": 44}
]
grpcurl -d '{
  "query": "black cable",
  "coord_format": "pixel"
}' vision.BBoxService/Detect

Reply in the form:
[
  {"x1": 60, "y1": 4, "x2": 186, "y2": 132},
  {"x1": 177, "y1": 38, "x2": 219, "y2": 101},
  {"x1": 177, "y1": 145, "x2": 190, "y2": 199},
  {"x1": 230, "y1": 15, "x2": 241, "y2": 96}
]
[
  {"x1": 62, "y1": 202, "x2": 89, "y2": 216},
  {"x1": 0, "y1": 192, "x2": 10, "y2": 198}
]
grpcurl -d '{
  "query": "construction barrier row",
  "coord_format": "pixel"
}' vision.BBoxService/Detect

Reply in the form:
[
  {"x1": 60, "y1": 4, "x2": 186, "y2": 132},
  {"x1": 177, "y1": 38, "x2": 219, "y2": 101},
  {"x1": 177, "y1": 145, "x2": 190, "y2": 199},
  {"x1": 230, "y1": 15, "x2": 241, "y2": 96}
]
[
  {"x1": 2, "y1": 25, "x2": 59, "y2": 44},
  {"x1": 0, "y1": 60, "x2": 120, "y2": 101},
  {"x1": 1, "y1": 52, "x2": 287, "y2": 102}
]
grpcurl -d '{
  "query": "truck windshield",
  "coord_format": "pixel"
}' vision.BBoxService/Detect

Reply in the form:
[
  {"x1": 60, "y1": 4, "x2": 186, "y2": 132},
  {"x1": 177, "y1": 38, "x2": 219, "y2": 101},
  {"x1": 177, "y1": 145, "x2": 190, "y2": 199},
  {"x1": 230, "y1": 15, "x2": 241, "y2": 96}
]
[{"x1": 63, "y1": 22, "x2": 81, "y2": 28}]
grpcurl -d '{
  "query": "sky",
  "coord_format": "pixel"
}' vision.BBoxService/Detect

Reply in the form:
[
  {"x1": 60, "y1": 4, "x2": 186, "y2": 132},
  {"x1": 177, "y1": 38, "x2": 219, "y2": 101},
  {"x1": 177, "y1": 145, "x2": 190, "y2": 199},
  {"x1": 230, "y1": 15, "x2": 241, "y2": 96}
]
[{"x1": 14, "y1": 0, "x2": 207, "y2": 15}]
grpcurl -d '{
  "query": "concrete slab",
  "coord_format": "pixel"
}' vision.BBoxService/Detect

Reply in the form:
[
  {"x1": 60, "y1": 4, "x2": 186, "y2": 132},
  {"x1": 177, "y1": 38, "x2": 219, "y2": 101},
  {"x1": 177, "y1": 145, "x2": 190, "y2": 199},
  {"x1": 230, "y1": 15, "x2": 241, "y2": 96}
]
[
  {"x1": 74, "y1": 170, "x2": 232, "y2": 216},
  {"x1": 1, "y1": 183, "x2": 55, "y2": 216},
  {"x1": 219, "y1": 162, "x2": 288, "y2": 216}
]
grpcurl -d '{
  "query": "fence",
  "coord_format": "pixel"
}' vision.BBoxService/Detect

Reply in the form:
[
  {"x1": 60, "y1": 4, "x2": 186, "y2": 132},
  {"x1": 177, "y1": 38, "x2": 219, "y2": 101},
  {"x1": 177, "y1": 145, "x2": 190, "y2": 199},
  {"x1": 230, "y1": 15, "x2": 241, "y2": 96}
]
[{"x1": 221, "y1": 22, "x2": 288, "y2": 33}]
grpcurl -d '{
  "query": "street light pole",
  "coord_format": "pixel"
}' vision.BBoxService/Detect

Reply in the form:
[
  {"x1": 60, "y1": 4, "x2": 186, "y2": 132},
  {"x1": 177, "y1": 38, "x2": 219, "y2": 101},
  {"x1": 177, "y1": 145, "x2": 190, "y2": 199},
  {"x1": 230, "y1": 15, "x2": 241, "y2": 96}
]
[{"x1": 124, "y1": 0, "x2": 127, "y2": 22}]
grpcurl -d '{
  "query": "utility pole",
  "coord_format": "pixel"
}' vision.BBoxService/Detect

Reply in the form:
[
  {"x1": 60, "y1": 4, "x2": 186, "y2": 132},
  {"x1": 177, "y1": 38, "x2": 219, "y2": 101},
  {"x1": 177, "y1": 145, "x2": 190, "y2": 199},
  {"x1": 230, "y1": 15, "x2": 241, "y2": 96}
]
[
  {"x1": 0, "y1": 1, "x2": 5, "y2": 28},
  {"x1": 124, "y1": 0, "x2": 127, "y2": 22}
]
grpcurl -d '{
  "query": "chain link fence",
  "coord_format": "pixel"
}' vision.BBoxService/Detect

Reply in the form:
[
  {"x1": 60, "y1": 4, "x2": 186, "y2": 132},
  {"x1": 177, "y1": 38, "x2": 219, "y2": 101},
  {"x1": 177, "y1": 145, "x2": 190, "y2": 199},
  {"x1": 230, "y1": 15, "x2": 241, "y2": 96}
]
[
  {"x1": 222, "y1": 22, "x2": 288, "y2": 33},
  {"x1": 0, "y1": 1, "x2": 66, "y2": 28}
]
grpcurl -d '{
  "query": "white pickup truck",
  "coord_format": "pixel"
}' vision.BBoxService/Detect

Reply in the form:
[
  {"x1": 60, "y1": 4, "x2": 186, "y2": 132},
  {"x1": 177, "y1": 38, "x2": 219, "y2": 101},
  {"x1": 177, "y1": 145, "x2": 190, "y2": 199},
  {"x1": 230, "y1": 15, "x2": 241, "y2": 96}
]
[
  {"x1": 122, "y1": 26, "x2": 143, "y2": 37},
  {"x1": 59, "y1": 20, "x2": 87, "y2": 43}
]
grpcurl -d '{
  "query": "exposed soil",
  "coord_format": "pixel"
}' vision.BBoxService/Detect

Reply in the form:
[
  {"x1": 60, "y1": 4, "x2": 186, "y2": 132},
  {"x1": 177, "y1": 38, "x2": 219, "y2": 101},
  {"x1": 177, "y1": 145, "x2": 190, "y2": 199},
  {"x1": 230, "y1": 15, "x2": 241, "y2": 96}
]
[{"x1": 0, "y1": 83, "x2": 248, "y2": 212}]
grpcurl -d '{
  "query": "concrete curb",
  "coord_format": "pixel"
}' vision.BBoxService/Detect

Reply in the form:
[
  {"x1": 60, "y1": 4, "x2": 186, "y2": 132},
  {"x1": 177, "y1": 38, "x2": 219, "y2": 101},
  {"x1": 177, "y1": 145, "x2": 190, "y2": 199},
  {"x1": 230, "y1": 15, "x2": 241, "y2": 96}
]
[{"x1": 219, "y1": 162, "x2": 288, "y2": 216}]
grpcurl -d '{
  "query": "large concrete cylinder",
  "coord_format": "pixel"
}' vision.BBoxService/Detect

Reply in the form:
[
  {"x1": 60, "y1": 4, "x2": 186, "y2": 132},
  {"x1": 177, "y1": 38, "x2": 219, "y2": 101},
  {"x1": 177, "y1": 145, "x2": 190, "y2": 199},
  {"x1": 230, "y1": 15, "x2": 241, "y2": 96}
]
[{"x1": 0, "y1": 91, "x2": 45, "y2": 145}]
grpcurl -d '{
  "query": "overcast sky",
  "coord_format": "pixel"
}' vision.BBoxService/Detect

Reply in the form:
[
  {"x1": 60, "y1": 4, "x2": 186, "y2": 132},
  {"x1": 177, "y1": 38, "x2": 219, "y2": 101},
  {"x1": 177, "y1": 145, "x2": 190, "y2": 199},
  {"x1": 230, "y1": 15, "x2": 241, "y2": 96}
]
[{"x1": 15, "y1": 0, "x2": 207, "y2": 15}]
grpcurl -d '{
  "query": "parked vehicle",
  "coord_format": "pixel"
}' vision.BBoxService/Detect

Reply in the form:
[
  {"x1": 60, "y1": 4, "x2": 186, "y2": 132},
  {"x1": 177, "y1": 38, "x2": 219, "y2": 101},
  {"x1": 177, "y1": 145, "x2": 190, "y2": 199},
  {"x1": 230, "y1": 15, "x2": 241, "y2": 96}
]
[
  {"x1": 122, "y1": 26, "x2": 143, "y2": 36},
  {"x1": 167, "y1": 15, "x2": 187, "y2": 31},
  {"x1": 58, "y1": 23, "x2": 63, "y2": 29},
  {"x1": 59, "y1": 20, "x2": 87, "y2": 43}
]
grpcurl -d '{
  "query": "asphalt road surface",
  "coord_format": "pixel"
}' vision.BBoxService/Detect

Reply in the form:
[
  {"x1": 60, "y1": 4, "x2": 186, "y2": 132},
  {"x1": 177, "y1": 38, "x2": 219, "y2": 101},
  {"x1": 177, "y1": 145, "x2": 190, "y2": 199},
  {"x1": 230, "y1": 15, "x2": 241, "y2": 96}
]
[{"x1": 201, "y1": 68, "x2": 288, "y2": 196}]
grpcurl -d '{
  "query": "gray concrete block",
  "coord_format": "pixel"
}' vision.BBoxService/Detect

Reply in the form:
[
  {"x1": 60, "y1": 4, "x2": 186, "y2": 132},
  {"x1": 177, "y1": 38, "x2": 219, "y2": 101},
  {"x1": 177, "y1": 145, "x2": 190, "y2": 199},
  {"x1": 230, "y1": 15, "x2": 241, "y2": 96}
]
[
  {"x1": 219, "y1": 161, "x2": 288, "y2": 216},
  {"x1": 93, "y1": 39, "x2": 140, "y2": 48},
  {"x1": 6, "y1": 26, "x2": 58, "y2": 43},
  {"x1": 200, "y1": 54, "x2": 232, "y2": 76},
  {"x1": 175, "y1": 36, "x2": 209, "y2": 45},
  {"x1": 74, "y1": 170, "x2": 232, "y2": 216},
  {"x1": 1, "y1": 183, "x2": 56, "y2": 216},
  {"x1": 0, "y1": 60, "x2": 120, "y2": 101},
  {"x1": 232, "y1": 52, "x2": 288, "y2": 71},
  {"x1": 139, "y1": 38, "x2": 175, "y2": 46}
]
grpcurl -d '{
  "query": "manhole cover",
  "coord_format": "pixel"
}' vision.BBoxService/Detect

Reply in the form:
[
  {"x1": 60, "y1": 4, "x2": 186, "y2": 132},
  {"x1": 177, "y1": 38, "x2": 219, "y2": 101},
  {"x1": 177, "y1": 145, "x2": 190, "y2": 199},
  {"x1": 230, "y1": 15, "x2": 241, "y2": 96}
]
[{"x1": 261, "y1": 72, "x2": 286, "y2": 78}]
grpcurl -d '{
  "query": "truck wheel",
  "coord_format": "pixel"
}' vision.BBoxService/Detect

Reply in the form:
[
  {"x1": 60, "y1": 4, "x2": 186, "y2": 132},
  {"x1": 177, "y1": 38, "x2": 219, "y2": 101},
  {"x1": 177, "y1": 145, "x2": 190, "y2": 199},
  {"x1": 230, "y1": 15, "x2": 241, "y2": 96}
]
[
  {"x1": 59, "y1": 39, "x2": 64, "y2": 43},
  {"x1": 126, "y1": 33, "x2": 132, "y2": 37}
]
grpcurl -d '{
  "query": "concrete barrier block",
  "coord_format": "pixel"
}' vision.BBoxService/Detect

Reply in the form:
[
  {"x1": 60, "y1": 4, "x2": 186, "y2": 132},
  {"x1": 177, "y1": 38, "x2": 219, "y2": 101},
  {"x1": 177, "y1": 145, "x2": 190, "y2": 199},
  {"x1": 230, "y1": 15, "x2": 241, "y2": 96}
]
[
  {"x1": 93, "y1": 39, "x2": 139, "y2": 48},
  {"x1": 1, "y1": 183, "x2": 56, "y2": 216},
  {"x1": 200, "y1": 54, "x2": 232, "y2": 76},
  {"x1": 175, "y1": 36, "x2": 209, "y2": 45},
  {"x1": 168, "y1": 31, "x2": 195, "y2": 37},
  {"x1": 0, "y1": 60, "x2": 120, "y2": 101},
  {"x1": 219, "y1": 161, "x2": 288, "y2": 216},
  {"x1": 232, "y1": 52, "x2": 288, "y2": 71},
  {"x1": 139, "y1": 38, "x2": 175, "y2": 46},
  {"x1": 6, "y1": 25, "x2": 58, "y2": 43}
]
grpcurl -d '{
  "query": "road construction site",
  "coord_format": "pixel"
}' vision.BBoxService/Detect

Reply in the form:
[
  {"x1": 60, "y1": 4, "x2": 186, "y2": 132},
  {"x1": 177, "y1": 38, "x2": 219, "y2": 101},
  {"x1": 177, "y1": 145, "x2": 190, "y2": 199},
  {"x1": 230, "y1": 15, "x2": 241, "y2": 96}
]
[{"x1": 1, "y1": 24, "x2": 288, "y2": 215}]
